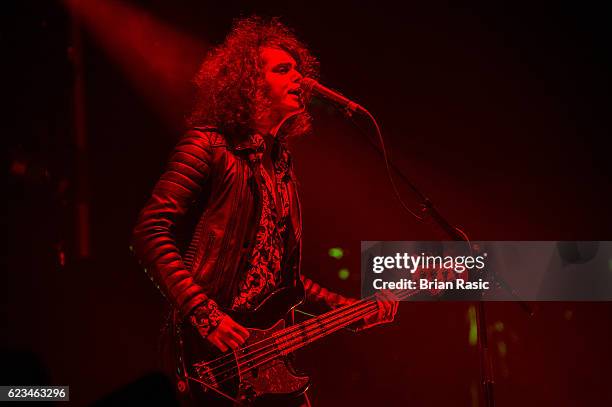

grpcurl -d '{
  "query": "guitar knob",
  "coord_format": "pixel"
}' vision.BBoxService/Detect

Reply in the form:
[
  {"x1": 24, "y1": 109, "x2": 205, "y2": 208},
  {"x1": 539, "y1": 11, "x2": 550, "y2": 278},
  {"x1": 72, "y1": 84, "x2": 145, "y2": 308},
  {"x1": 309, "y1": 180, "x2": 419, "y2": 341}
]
[{"x1": 176, "y1": 380, "x2": 187, "y2": 393}]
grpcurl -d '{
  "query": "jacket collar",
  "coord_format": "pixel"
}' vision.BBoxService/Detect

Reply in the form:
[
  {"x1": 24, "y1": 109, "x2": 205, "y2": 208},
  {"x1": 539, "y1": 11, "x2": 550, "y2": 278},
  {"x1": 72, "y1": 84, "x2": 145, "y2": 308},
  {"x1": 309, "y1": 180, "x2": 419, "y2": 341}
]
[{"x1": 232, "y1": 133, "x2": 266, "y2": 154}]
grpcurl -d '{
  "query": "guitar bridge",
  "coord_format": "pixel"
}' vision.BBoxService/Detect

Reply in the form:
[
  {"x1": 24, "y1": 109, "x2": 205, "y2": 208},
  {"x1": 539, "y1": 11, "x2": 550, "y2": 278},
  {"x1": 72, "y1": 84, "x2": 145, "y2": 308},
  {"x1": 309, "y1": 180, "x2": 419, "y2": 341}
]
[{"x1": 193, "y1": 361, "x2": 219, "y2": 390}]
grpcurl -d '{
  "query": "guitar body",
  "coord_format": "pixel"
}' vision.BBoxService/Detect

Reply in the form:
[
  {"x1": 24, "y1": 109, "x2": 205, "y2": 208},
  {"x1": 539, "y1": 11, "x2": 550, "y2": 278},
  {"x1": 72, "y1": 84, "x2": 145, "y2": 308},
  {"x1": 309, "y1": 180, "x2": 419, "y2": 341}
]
[{"x1": 181, "y1": 287, "x2": 310, "y2": 406}]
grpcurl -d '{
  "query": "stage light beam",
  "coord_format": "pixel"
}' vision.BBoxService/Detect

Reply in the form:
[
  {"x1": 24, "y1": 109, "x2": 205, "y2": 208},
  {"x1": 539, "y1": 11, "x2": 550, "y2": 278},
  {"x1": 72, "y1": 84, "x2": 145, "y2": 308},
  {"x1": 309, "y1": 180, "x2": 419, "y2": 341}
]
[{"x1": 63, "y1": 0, "x2": 207, "y2": 127}]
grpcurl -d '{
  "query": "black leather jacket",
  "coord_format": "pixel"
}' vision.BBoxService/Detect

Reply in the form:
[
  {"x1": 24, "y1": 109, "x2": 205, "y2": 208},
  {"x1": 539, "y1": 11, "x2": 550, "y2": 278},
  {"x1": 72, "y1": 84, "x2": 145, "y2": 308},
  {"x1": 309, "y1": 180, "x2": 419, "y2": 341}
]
[{"x1": 132, "y1": 127, "x2": 345, "y2": 320}]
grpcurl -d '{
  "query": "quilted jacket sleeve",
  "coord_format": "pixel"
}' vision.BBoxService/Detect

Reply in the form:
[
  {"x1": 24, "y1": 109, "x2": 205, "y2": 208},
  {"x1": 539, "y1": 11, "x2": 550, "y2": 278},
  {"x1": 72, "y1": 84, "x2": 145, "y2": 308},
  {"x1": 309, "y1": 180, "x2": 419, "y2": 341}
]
[
  {"x1": 301, "y1": 275, "x2": 351, "y2": 309},
  {"x1": 131, "y1": 130, "x2": 221, "y2": 324}
]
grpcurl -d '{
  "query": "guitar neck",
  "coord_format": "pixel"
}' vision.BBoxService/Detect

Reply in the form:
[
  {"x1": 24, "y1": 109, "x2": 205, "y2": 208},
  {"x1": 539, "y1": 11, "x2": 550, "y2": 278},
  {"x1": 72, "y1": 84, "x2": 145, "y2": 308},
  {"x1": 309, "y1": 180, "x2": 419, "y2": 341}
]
[
  {"x1": 273, "y1": 288, "x2": 418, "y2": 355},
  {"x1": 274, "y1": 300, "x2": 376, "y2": 355}
]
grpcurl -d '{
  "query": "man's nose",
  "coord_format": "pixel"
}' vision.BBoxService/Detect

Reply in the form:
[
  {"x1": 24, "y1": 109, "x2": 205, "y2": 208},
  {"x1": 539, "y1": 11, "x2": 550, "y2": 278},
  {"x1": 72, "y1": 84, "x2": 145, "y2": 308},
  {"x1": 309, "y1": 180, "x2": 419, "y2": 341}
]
[{"x1": 292, "y1": 70, "x2": 303, "y2": 82}]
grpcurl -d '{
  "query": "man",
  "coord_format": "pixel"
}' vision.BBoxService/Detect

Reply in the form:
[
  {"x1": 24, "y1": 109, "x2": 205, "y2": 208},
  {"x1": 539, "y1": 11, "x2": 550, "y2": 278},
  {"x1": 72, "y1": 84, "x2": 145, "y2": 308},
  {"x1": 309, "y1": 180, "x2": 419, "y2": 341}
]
[{"x1": 132, "y1": 16, "x2": 397, "y2": 406}]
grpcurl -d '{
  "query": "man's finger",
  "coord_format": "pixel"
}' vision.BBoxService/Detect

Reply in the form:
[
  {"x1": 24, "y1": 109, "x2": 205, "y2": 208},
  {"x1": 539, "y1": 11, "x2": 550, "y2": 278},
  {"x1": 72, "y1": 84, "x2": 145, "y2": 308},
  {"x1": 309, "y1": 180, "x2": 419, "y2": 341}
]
[
  {"x1": 210, "y1": 337, "x2": 228, "y2": 353},
  {"x1": 381, "y1": 289, "x2": 397, "y2": 301},
  {"x1": 227, "y1": 329, "x2": 247, "y2": 345},
  {"x1": 382, "y1": 291, "x2": 399, "y2": 320},
  {"x1": 225, "y1": 338, "x2": 240, "y2": 350},
  {"x1": 382, "y1": 301, "x2": 393, "y2": 320},
  {"x1": 378, "y1": 297, "x2": 393, "y2": 320},
  {"x1": 229, "y1": 320, "x2": 250, "y2": 339}
]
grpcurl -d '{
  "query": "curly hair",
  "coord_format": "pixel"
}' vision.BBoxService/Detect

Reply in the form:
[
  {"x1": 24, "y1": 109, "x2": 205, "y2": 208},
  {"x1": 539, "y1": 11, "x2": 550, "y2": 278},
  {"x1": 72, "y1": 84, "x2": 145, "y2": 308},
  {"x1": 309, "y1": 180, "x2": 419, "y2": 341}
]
[{"x1": 187, "y1": 16, "x2": 319, "y2": 143}]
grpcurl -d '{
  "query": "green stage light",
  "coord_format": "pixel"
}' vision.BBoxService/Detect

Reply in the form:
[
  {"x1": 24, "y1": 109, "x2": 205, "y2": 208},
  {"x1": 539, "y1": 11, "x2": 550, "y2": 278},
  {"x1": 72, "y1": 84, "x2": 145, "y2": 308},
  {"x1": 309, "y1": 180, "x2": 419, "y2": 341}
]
[
  {"x1": 468, "y1": 306, "x2": 477, "y2": 346},
  {"x1": 328, "y1": 247, "x2": 344, "y2": 259}
]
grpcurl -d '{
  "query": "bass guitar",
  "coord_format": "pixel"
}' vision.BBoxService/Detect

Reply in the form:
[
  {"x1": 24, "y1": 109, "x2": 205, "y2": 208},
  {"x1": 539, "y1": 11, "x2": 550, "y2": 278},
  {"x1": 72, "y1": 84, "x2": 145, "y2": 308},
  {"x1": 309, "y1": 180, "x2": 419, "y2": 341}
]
[{"x1": 180, "y1": 285, "x2": 415, "y2": 406}]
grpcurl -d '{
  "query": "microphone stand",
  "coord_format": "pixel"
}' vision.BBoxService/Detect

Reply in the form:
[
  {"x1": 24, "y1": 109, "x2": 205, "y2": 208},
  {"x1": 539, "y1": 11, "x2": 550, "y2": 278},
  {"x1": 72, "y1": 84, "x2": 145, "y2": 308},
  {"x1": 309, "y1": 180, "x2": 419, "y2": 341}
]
[{"x1": 342, "y1": 107, "x2": 533, "y2": 407}]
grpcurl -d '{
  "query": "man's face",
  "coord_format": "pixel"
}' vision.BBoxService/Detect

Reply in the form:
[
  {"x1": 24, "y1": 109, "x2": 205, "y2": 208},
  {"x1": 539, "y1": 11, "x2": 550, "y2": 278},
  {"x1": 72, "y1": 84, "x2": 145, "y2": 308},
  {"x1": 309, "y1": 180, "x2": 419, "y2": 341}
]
[{"x1": 261, "y1": 47, "x2": 303, "y2": 117}]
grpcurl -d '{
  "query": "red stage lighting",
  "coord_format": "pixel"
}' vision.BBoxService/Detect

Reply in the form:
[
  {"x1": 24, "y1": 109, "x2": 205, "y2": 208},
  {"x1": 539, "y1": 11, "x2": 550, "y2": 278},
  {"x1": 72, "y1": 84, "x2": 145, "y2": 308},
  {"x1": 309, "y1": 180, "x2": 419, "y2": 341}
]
[{"x1": 64, "y1": 0, "x2": 207, "y2": 127}]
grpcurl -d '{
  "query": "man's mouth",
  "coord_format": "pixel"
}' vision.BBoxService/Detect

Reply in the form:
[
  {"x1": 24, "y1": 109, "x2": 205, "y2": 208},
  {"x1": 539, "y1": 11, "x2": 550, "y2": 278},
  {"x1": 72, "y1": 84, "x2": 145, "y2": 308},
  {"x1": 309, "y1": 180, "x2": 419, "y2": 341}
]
[{"x1": 287, "y1": 89, "x2": 302, "y2": 97}]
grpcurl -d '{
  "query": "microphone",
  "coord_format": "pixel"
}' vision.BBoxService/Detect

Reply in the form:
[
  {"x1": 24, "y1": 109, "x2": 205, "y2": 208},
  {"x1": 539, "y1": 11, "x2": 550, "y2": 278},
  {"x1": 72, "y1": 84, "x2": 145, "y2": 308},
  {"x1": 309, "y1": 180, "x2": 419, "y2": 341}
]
[{"x1": 300, "y1": 78, "x2": 366, "y2": 114}]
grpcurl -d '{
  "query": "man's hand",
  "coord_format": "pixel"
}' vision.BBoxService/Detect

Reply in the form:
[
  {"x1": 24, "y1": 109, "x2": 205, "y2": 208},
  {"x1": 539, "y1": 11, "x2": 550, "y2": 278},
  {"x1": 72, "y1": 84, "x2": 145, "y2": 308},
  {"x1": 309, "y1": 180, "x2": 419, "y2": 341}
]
[
  {"x1": 360, "y1": 290, "x2": 399, "y2": 330},
  {"x1": 206, "y1": 316, "x2": 250, "y2": 353}
]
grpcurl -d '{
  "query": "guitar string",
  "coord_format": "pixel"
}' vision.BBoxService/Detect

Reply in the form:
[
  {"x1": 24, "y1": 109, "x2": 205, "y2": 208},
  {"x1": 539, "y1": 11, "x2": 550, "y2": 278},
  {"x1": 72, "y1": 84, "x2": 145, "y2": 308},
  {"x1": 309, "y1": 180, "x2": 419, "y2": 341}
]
[
  {"x1": 196, "y1": 291, "x2": 383, "y2": 370},
  {"x1": 209, "y1": 288, "x2": 422, "y2": 389},
  {"x1": 216, "y1": 289, "x2": 417, "y2": 380},
  {"x1": 201, "y1": 289, "x2": 417, "y2": 386},
  {"x1": 201, "y1": 298, "x2": 380, "y2": 381},
  {"x1": 199, "y1": 288, "x2": 416, "y2": 382},
  {"x1": 208, "y1": 301, "x2": 382, "y2": 388},
  {"x1": 228, "y1": 287, "x2": 417, "y2": 368},
  {"x1": 196, "y1": 288, "x2": 400, "y2": 375}
]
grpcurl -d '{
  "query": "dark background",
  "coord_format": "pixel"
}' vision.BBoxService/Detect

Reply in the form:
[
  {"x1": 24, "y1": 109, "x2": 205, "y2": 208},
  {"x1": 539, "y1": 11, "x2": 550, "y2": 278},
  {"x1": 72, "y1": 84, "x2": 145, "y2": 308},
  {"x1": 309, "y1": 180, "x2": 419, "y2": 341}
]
[{"x1": 3, "y1": 0, "x2": 612, "y2": 405}]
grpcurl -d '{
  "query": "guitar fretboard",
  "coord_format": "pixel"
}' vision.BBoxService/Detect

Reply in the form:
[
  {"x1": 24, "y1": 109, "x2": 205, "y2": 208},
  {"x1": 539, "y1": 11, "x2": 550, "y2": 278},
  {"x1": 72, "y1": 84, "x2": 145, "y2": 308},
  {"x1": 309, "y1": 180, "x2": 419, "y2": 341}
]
[{"x1": 272, "y1": 289, "x2": 416, "y2": 355}]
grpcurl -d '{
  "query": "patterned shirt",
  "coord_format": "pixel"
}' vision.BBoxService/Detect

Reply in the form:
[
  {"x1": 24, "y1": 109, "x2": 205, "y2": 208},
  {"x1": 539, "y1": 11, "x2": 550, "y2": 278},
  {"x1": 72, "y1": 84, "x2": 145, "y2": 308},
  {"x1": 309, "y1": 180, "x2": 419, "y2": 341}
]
[{"x1": 230, "y1": 134, "x2": 292, "y2": 311}]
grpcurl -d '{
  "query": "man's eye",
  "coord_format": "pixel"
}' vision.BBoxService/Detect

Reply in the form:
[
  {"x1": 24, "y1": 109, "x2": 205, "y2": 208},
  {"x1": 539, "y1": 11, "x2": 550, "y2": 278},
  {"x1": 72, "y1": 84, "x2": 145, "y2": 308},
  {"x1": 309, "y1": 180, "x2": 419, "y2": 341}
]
[{"x1": 275, "y1": 65, "x2": 291, "y2": 74}]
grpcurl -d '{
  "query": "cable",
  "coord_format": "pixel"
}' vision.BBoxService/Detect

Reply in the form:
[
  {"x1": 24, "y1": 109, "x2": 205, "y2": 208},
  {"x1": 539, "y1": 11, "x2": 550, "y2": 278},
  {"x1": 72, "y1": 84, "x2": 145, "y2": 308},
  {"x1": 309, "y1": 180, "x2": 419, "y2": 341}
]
[{"x1": 350, "y1": 107, "x2": 425, "y2": 221}]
